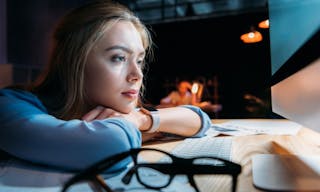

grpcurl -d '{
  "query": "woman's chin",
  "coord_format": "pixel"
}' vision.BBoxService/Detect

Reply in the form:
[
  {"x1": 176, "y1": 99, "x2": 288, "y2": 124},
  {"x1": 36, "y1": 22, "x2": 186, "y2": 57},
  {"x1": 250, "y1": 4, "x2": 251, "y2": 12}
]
[{"x1": 117, "y1": 105, "x2": 136, "y2": 114}]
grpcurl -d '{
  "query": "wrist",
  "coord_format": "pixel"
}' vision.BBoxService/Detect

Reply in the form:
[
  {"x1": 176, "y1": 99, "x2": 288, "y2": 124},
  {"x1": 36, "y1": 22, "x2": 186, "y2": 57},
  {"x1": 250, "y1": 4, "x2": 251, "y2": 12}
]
[
  {"x1": 139, "y1": 110, "x2": 152, "y2": 131},
  {"x1": 139, "y1": 106, "x2": 160, "y2": 133}
]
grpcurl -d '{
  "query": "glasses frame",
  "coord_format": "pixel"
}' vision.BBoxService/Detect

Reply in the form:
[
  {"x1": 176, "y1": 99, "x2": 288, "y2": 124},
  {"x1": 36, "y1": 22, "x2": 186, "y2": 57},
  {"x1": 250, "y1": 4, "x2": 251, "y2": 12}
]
[{"x1": 61, "y1": 147, "x2": 241, "y2": 192}]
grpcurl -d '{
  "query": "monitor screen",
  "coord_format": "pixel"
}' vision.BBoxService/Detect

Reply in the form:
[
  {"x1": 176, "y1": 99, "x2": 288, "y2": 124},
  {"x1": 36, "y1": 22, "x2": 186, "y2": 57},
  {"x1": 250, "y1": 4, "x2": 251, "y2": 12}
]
[{"x1": 269, "y1": 0, "x2": 320, "y2": 131}]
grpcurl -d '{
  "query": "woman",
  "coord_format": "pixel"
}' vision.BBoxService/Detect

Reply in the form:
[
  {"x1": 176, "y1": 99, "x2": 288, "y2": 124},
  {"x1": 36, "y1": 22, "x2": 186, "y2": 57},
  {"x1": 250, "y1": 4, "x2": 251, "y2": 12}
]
[{"x1": 0, "y1": 1, "x2": 211, "y2": 172}]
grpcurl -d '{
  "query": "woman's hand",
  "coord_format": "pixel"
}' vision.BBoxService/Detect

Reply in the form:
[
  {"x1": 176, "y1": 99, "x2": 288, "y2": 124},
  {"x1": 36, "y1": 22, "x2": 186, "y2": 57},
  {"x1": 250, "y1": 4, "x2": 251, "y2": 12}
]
[{"x1": 82, "y1": 106, "x2": 122, "y2": 121}]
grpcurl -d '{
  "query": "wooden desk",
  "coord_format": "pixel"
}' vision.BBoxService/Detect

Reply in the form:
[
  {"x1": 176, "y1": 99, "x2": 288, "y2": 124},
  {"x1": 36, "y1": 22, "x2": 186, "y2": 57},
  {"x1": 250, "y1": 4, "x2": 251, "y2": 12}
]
[{"x1": 143, "y1": 119, "x2": 320, "y2": 192}]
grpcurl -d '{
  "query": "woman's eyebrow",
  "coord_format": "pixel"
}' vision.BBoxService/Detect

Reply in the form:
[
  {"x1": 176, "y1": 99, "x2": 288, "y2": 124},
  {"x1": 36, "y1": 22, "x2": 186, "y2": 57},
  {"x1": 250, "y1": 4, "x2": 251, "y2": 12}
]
[
  {"x1": 105, "y1": 45, "x2": 132, "y2": 53},
  {"x1": 105, "y1": 45, "x2": 145, "y2": 56}
]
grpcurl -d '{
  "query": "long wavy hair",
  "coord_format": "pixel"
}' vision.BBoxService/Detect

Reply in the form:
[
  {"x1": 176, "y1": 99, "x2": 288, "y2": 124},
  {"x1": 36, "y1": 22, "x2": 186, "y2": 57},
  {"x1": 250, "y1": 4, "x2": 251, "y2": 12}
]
[{"x1": 31, "y1": 0, "x2": 153, "y2": 120}]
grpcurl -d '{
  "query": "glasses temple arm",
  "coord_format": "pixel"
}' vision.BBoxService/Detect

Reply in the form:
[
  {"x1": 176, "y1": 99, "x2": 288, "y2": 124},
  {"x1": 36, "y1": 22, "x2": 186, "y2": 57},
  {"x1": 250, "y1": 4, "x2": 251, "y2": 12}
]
[
  {"x1": 232, "y1": 174, "x2": 238, "y2": 192},
  {"x1": 61, "y1": 151, "x2": 131, "y2": 192},
  {"x1": 121, "y1": 166, "x2": 136, "y2": 184},
  {"x1": 93, "y1": 175, "x2": 114, "y2": 192},
  {"x1": 188, "y1": 175, "x2": 200, "y2": 192}
]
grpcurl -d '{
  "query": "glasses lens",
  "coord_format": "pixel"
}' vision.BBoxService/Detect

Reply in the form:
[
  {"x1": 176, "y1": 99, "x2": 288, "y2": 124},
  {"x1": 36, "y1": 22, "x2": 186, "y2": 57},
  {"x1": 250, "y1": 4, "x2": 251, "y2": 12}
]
[
  {"x1": 192, "y1": 157, "x2": 235, "y2": 192},
  {"x1": 136, "y1": 149, "x2": 173, "y2": 188}
]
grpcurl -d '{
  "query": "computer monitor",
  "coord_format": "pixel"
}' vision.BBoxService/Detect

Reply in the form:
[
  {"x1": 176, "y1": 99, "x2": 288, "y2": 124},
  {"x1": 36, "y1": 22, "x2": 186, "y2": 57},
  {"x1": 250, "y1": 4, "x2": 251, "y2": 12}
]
[
  {"x1": 269, "y1": 0, "x2": 320, "y2": 132},
  {"x1": 252, "y1": 1, "x2": 320, "y2": 191}
]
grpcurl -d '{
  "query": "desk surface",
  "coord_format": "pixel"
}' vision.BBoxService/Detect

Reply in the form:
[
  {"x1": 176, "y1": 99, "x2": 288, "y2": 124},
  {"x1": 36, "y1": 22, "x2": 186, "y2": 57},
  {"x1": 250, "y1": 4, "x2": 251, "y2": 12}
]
[{"x1": 143, "y1": 119, "x2": 320, "y2": 192}]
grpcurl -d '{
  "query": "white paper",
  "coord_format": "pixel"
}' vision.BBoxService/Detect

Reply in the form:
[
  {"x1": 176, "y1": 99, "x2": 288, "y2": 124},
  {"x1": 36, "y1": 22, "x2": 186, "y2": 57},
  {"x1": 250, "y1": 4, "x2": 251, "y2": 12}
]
[{"x1": 208, "y1": 119, "x2": 302, "y2": 136}]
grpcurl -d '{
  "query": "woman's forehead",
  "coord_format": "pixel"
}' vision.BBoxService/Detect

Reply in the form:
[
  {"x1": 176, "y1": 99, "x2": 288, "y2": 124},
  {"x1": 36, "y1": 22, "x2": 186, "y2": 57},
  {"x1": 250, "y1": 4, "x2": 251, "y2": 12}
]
[{"x1": 96, "y1": 20, "x2": 145, "y2": 52}]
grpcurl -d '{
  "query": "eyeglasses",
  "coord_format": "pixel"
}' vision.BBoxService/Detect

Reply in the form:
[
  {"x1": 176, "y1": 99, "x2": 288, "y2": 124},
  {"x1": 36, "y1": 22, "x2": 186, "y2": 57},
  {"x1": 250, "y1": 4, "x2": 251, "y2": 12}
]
[{"x1": 61, "y1": 148, "x2": 241, "y2": 192}]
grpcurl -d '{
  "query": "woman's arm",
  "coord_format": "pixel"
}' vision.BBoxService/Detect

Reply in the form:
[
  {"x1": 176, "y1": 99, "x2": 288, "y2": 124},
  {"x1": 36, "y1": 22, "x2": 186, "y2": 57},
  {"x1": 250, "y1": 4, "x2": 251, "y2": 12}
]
[
  {"x1": 151, "y1": 105, "x2": 211, "y2": 137},
  {"x1": 83, "y1": 104, "x2": 212, "y2": 139},
  {"x1": 0, "y1": 89, "x2": 141, "y2": 171}
]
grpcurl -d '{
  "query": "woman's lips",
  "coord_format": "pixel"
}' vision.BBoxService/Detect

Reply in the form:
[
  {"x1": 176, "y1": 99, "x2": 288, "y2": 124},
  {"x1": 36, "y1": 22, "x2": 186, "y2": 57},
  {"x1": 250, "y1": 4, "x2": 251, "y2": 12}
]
[{"x1": 121, "y1": 90, "x2": 138, "y2": 99}]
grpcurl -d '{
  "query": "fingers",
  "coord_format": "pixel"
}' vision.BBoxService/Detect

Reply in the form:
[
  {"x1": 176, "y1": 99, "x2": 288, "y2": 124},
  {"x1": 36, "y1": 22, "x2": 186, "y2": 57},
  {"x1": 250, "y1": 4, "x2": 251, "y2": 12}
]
[
  {"x1": 82, "y1": 106, "x2": 119, "y2": 121},
  {"x1": 82, "y1": 106, "x2": 104, "y2": 121},
  {"x1": 96, "y1": 109, "x2": 121, "y2": 120}
]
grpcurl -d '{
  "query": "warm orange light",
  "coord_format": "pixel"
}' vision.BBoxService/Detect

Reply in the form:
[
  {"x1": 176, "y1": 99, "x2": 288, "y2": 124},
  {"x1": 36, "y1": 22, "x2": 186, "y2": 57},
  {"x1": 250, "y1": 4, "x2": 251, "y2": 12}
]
[
  {"x1": 240, "y1": 30, "x2": 263, "y2": 43},
  {"x1": 258, "y1": 19, "x2": 269, "y2": 29}
]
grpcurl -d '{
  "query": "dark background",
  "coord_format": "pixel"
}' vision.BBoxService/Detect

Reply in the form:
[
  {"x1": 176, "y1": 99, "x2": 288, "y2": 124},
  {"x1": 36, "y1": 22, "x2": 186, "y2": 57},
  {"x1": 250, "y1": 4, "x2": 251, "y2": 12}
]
[{"x1": 145, "y1": 12, "x2": 271, "y2": 118}]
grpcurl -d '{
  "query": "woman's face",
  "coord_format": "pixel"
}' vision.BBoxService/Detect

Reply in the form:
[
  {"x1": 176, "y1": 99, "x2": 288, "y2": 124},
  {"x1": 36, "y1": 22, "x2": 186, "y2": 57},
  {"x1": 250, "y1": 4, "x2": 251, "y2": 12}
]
[{"x1": 85, "y1": 20, "x2": 145, "y2": 113}]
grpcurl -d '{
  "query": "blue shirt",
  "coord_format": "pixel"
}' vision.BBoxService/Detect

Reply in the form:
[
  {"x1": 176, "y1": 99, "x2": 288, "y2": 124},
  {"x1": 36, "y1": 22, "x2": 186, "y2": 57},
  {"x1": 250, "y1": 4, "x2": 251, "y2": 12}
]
[{"x1": 0, "y1": 88, "x2": 211, "y2": 172}]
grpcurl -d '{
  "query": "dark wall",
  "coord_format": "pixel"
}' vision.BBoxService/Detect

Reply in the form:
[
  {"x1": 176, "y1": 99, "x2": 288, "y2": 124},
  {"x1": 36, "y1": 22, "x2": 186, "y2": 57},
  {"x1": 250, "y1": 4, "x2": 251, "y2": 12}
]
[
  {"x1": 145, "y1": 12, "x2": 271, "y2": 118},
  {"x1": 7, "y1": 0, "x2": 88, "y2": 83},
  {"x1": 0, "y1": 0, "x2": 6, "y2": 64}
]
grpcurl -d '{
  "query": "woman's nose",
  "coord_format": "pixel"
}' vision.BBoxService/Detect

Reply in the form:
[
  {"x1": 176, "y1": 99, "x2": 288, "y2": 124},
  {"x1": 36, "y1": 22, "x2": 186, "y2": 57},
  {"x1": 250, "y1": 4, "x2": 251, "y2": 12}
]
[{"x1": 127, "y1": 62, "x2": 143, "y2": 82}]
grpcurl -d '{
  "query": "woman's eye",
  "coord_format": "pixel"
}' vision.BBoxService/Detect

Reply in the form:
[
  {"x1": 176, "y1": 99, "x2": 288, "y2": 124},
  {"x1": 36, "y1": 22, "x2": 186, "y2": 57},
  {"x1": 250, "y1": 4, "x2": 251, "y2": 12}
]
[
  {"x1": 111, "y1": 55, "x2": 126, "y2": 63},
  {"x1": 137, "y1": 59, "x2": 144, "y2": 67}
]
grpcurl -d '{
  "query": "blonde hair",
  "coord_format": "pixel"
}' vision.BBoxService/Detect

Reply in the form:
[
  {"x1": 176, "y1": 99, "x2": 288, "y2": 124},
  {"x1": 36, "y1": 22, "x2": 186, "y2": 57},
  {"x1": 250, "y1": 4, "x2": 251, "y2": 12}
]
[{"x1": 32, "y1": 0, "x2": 153, "y2": 120}]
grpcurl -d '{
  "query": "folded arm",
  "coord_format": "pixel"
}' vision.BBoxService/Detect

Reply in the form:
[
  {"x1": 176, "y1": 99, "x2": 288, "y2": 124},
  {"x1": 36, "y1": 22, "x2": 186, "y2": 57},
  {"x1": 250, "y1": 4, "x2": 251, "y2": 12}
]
[{"x1": 0, "y1": 89, "x2": 141, "y2": 171}]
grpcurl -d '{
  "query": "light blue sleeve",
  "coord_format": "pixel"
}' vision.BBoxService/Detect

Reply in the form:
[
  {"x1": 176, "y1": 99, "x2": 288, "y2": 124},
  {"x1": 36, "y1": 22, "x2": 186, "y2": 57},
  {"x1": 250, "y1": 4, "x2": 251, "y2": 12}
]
[
  {"x1": 180, "y1": 105, "x2": 212, "y2": 137},
  {"x1": 0, "y1": 89, "x2": 142, "y2": 172}
]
